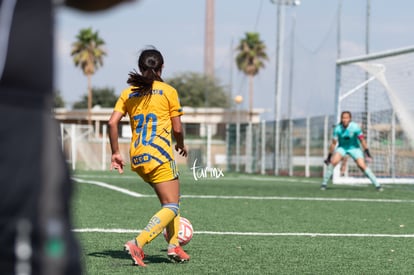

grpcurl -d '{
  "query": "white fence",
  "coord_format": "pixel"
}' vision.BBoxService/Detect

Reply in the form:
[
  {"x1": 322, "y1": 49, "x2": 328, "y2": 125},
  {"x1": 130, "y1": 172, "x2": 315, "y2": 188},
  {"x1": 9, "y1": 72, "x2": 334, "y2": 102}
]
[{"x1": 60, "y1": 112, "x2": 414, "y2": 182}]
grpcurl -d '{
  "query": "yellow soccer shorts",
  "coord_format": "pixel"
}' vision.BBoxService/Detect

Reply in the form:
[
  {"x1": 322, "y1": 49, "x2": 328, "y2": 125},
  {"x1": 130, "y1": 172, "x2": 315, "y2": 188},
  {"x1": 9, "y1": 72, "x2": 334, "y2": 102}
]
[{"x1": 136, "y1": 160, "x2": 179, "y2": 184}]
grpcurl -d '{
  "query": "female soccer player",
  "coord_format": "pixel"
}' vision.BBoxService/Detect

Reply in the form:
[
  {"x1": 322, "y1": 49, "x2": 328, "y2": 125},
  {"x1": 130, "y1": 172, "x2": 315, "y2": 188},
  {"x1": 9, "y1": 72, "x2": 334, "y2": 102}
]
[
  {"x1": 108, "y1": 48, "x2": 189, "y2": 266},
  {"x1": 321, "y1": 111, "x2": 383, "y2": 191}
]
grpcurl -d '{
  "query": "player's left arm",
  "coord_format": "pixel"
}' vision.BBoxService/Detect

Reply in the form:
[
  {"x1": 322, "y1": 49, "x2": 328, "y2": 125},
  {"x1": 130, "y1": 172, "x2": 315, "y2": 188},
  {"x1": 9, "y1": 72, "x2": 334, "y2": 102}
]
[
  {"x1": 168, "y1": 88, "x2": 187, "y2": 157},
  {"x1": 171, "y1": 116, "x2": 187, "y2": 157},
  {"x1": 358, "y1": 134, "x2": 372, "y2": 160}
]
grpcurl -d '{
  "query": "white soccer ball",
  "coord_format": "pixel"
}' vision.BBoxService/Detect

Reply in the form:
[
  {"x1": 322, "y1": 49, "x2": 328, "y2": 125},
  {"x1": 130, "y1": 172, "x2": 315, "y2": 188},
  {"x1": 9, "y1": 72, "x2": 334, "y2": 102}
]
[{"x1": 163, "y1": 217, "x2": 193, "y2": 246}]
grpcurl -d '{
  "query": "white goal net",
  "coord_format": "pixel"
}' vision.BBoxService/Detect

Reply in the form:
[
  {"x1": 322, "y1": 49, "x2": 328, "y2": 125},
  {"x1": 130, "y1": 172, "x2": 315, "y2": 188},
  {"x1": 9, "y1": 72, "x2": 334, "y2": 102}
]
[{"x1": 334, "y1": 46, "x2": 414, "y2": 184}]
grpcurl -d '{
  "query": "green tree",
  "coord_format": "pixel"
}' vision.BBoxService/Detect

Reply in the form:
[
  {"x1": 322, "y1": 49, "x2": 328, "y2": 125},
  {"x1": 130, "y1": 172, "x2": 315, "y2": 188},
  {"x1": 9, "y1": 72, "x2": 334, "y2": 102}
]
[
  {"x1": 54, "y1": 91, "x2": 65, "y2": 108},
  {"x1": 71, "y1": 28, "x2": 106, "y2": 124},
  {"x1": 235, "y1": 32, "x2": 268, "y2": 121},
  {"x1": 73, "y1": 87, "x2": 118, "y2": 109},
  {"x1": 166, "y1": 72, "x2": 229, "y2": 108}
]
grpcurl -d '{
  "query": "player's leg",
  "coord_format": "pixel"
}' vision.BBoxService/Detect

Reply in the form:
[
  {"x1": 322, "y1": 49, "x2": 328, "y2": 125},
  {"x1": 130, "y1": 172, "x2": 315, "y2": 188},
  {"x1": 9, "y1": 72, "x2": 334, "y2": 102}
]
[
  {"x1": 125, "y1": 161, "x2": 189, "y2": 266},
  {"x1": 135, "y1": 178, "x2": 180, "y2": 248},
  {"x1": 340, "y1": 156, "x2": 348, "y2": 176},
  {"x1": 350, "y1": 149, "x2": 382, "y2": 191},
  {"x1": 163, "y1": 201, "x2": 190, "y2": 262},
  {"x1": 165, "y1": 194, "x2": 181, "y2": 248},
  {"x1": 125, "y1": 176, "x2": 179, "y2": 266},
  {"x1": 152, "y1": 177, "x2": 189, "y2": 262},
  {"x1": 165, "y1": 212, "x2": 180, "y2": 246},
  {"x1": 321, "y1": 149, "x2": 344, "y2": 189},
  {"x1": 354, "y1": 157, "x2": 382, "y2": 190}
]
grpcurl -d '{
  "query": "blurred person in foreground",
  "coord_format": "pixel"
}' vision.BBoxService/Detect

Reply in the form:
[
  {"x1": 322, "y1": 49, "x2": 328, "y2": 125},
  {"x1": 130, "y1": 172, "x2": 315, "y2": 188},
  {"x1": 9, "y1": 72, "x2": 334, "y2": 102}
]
[
  {"x1": 321, "y1": 111, "x2": 383, "y2": 191},
  {"x1": 108, "y1": 48, "x2": 189, "y2": 267},
  {"x1": 0, "y1": 0, "x2": 135, "y2": 274}
]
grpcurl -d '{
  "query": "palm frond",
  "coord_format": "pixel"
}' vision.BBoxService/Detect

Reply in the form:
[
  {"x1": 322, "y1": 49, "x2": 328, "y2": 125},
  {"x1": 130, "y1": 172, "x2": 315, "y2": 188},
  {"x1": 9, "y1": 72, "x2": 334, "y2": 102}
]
[{"x1": 71, "y1": 27, "x2": 106, "y2": 75}]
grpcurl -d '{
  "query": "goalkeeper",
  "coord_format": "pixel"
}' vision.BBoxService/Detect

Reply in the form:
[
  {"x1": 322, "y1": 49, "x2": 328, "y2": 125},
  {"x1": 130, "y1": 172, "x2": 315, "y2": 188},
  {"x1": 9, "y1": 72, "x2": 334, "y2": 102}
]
[{"x1": 321, "y1": 111, "x2": 383, "y2": 191}]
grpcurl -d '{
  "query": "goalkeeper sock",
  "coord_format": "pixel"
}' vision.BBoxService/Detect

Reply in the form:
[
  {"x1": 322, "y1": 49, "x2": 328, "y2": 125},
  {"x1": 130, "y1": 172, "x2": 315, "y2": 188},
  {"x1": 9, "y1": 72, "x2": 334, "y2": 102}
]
[
  {"x1": 364, "y1": 167, "x2": 380, "y2": 187},
  {"x1": 322, "y1": 164, "x2": 334, "y2": 186},
  {"x1": 136, "y1": 204, "x2": 178, "y2": 248}
]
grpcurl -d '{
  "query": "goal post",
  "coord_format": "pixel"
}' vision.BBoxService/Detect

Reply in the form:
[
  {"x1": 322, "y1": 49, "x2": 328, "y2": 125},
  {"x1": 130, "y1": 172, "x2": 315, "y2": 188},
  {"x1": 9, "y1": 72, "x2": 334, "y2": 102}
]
[{"x1": 333, "y1": 46, "x2": 414, "y2": 184}]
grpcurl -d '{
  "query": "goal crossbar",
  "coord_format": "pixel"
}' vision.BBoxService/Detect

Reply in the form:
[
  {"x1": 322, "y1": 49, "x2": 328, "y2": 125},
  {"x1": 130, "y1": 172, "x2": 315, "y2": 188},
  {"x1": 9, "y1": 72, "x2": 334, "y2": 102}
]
[{"x1": 337, "y1": 45, "x2": 414, "y2": 65}]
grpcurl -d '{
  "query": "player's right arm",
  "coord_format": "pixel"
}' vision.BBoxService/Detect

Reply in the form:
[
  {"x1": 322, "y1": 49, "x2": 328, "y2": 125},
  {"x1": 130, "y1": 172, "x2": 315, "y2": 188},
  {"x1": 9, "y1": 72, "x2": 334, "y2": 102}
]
[
  {"x1": 108, "y1": 110, "x2": 125, "y2": 173},
  {"x1": 329, "y1": 138, "x2": 338, "y2": 153},
  {"x1": 324, "y1": 139, "x2": 337, "y2": 165},
  {"x1": 324, "y1": 126, "x2": 339, "y2": 165}
]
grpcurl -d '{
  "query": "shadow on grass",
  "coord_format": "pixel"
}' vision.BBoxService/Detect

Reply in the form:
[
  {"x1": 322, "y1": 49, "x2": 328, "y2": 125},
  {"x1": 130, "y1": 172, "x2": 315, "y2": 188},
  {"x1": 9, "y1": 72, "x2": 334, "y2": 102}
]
[
  {"x1": 321, "y1": 186, "x2": 377, "y2": 192},
  {"x1": 87, "y1": 250, "x2": 171, "y2": 264}
]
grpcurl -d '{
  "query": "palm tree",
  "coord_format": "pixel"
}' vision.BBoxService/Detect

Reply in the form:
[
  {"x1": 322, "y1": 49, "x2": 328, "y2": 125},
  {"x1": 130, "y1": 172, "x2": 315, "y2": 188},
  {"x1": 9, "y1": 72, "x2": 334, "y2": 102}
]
[
  {"x1": 71, "y1": 28, "x2": 106, "y2": 125},
  {"x1": 235, "y1": 32, "x2": 268, "y2": 122}
]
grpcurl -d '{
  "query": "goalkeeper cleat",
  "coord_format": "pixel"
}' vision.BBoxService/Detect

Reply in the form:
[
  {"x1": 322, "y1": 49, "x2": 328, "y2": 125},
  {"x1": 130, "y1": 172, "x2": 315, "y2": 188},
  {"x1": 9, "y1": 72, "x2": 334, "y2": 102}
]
[
  {"x1": 376, "y1": 186, "x2": 384, "y2": 192},
  {"x1": 167, "y1": 245, "x2": 190, "y2": 263},
  {"x1": 124, "y1": 240, "x2": 146, "y2": 267},
  {"x1": 320, "y1": 185, "x2": 327, "y2": 191}
]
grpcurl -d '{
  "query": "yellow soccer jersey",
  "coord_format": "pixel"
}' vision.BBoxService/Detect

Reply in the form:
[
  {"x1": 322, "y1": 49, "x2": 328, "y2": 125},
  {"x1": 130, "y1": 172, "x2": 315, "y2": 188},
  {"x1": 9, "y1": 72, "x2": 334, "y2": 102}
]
[{"x1": 114, "y1": 81, "x2": 183, "y2": 174}]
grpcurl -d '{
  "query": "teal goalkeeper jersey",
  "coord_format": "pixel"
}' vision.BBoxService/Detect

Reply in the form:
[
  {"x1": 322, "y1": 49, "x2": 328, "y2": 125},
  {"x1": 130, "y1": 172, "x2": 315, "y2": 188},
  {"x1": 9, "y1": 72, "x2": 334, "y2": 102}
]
[{"x1": 332, "y1": 121, "x2": 364, "y2": 149}]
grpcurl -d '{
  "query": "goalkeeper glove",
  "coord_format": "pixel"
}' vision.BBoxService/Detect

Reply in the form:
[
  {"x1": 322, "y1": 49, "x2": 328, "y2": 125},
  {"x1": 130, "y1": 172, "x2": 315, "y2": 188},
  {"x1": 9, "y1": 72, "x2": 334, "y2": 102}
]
[
  {"x1": 324, "y1": 153, "x2": 332, "y2": 165},
  {"x1": 364, "y1": 149, "x2": 372, "y2": 162}
]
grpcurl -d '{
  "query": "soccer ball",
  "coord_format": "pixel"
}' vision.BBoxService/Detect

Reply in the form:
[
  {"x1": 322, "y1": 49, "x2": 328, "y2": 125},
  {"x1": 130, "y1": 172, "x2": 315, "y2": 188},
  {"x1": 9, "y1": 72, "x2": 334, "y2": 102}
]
[{"x1": 163, "y1": 217, "x2": 193, "y2": 246}]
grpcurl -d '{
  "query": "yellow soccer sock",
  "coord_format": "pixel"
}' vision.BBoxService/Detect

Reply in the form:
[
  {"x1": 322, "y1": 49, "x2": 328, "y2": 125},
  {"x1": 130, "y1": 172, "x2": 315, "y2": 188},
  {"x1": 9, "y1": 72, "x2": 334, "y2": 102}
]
[
  {"x1": 136, "y1": 207, "x2": 176, "y2": 247},
  {"x1": 166, "y1": 214, "x2": 180, "y2": 247}
]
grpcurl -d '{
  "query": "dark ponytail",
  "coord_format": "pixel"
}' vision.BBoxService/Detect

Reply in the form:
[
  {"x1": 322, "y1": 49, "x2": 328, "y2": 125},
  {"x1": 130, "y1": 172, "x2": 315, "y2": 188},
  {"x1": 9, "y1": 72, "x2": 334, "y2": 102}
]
[{"x1": 127, "y1": 48, "x2": 164, "y2": 95}]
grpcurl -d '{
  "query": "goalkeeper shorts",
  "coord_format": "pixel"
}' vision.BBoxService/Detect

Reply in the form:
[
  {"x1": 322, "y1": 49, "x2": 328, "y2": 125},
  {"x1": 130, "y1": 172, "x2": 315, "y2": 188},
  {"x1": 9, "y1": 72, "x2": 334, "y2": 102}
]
[{"x1": 335, "y1": 147, "x2": 364, "y2": 160}]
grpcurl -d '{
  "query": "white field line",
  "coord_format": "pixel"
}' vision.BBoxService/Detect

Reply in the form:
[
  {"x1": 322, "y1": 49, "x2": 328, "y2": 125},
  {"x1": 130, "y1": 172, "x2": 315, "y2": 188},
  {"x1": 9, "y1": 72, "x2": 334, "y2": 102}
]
[
  {"x1": 72, "y1": 228, "x2": 414, "y2": 238},
  {"x1": 74, "y1": 178, "x2": 414, "y2": 239},
  {"x1": 73, "y1": 177, "x2": 146, "y2": 198},
  {"x1": 74, "y1": 178, "x2": 414, "y2": 203},
  {"x1": 181, "y1": 195, "x2": 414, "y2": 203},
  {"x1": 216, "y1": 176, "x2": 317, "y2": 184},
  {"x1": 73, "y1": 174, "x2": 138, "y2": 180},
  {"x1": 74, "y1": 174, "x2": 319, "y2": 184}
]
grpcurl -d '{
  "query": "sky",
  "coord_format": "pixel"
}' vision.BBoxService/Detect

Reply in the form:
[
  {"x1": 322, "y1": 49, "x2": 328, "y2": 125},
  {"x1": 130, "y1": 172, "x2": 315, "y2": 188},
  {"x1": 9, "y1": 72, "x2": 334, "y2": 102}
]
[{"x1": 54, "y1": 0, "x2": 414, "y2": 119}]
